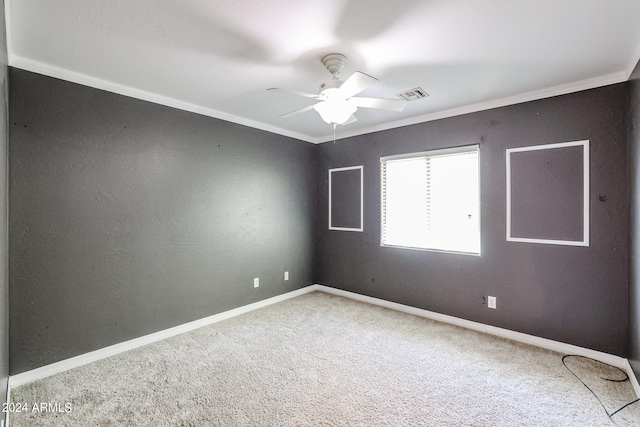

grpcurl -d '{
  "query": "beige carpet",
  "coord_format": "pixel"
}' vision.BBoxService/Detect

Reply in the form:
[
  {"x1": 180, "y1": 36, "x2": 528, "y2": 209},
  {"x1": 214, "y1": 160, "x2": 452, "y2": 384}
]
[{"x1": 9, "y1": 291, "x2": 640, "y2": 426}]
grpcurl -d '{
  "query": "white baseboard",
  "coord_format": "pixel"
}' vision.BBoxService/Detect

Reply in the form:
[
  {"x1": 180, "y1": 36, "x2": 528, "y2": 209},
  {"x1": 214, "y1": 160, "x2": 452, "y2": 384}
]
[
  {"x1": 10, "y1": 283, "x2": 639, "y2": 401},
  {"x1": 9, "y1": 286, "x2": 317, "y2": 388},
  {"x1": 625, "y1": 359, "x2": 640, "y2": 398},
  {"x1": 313, "y1": 285, "x2": 636, "y2": 389}
]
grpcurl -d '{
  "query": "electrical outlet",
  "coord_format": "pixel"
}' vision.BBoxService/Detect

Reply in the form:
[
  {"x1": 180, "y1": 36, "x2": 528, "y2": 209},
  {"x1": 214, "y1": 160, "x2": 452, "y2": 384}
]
[
  {"x1": 284, "y1": 271, "x2": 289, "y2": 281},
  {"x1": 488, "y1": 296, "x2": 496, "y2": 309},
  {"x1": 253, "y1": 278, "x2": 259, "y2": 288}
]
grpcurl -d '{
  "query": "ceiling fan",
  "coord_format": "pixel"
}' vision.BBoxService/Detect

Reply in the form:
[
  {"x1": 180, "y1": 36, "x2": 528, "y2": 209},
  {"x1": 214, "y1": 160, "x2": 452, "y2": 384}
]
[{"x1": 267, "y1": 53, "x2": 407, "y2": 127}]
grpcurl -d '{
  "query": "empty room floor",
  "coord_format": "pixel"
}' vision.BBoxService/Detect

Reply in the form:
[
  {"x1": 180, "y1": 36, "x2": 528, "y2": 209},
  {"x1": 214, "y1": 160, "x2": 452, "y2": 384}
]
[{"x1": 9, "y1": 292, "x2": 640, "y2": 426}]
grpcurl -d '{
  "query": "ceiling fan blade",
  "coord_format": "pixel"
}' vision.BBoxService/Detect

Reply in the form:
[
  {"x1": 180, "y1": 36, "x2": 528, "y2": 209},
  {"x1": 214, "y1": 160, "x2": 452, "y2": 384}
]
[
  {"x1": 350, "y1": 97, "x2": 407, "y2": 112},
  {"x1": 267, "y1": 88, "x2": 319, "y2": 99},
  {"x1": 278, "y1": 104, "x2": 317, "y2": 118},
  {"x1": 334, "y1": 72, "x2": 378, "y2": 99},
  {"x1": 343, "y1": 114, "x2": 358, "y2": 125}
]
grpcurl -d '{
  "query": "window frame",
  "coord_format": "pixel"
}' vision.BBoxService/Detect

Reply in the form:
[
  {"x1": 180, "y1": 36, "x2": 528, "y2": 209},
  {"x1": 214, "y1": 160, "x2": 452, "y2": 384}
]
[{"x1": 380, "y1": 144, "x2": 481, "y2": 255}]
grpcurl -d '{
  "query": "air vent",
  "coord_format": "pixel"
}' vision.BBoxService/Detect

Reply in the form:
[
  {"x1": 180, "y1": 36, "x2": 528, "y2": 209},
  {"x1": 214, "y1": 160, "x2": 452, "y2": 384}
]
[{"x1": 397, "y1": 87, "x2": 429, "y2": 101}]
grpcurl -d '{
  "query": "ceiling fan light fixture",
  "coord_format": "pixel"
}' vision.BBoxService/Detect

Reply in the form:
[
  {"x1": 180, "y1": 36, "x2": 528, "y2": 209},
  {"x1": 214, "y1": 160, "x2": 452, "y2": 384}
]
[
  {"x1": 314, "y1": 100, "x2": 357, "y2": 125},
  {"x1": 270, "y1": 52, "x2": 400, "y2": 128}
]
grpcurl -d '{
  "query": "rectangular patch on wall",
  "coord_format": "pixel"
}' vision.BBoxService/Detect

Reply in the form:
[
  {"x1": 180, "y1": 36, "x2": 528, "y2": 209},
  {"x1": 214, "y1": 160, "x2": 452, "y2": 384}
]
[
  {"x1": 506, "y1": 140, "x2": 589, "y2": 246},
  {"x1": 329, "y1": 166, "x2": 363, "y2": 232}
]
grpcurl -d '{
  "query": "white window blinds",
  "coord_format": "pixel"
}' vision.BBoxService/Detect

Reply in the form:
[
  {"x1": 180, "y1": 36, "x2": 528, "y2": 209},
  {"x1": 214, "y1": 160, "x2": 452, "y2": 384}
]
[{"x1": 381, "y1": 145, "x2": 480, "y2": 254}]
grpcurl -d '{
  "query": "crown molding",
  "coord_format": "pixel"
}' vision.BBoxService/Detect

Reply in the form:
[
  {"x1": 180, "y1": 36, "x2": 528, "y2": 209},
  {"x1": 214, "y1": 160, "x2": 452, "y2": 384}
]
[
  {"x1": 626, "y1": 38, "x2": 640, "y2": 79},
  {"x1": 8, "y1": 55, "x2": 317, "y2": 144},
  {"x1": 319, "y1": 71, "x2": 628, "y2": 143},
  {"x1": 9, "y1": 56, "x2": 628, "y2": 145}
]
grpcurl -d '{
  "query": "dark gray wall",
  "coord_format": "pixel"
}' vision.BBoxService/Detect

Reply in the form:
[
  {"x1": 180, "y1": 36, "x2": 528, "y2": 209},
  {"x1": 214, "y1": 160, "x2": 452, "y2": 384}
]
[
  {"x1": 0, "y1": 0, "x2": 8, "y2": 411},
  {"x1": 629, "y1": 60, "x2": 640, "y2": 380},
  {"x1": 6, "y1": 63, "x2": 634, "y2": 376},
  {"x1": 9, "y1": 68, "x2": 316, "y2": 374},
  {"x1": 316, "y1": 84, "x2": 629, "y2": 356}
]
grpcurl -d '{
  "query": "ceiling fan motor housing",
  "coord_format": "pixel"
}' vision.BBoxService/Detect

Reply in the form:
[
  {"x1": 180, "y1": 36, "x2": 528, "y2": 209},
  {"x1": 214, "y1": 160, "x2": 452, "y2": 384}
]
[
  {"x1": 319, "y1": 79, "x2": 344, "y2": 99},
  {"x1": 270, "y1": 51, "x2": 406, "y2": 124}
]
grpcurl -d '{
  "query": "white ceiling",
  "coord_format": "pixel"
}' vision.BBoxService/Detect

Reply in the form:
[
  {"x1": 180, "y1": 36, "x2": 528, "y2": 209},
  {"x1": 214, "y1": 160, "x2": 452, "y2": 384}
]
[{"x1": 6, "y1": 0, "x2": 640, "y2": 143}]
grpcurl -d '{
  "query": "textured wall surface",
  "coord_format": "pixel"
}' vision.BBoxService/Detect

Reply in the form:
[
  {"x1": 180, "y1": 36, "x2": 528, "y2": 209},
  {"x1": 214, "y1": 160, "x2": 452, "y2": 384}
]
[
  {"x1": 316, "y1": 84, "x2": 629, "y2": 356},
  {"x1": 6, "y1": 65, "x2": 634, "y2": 376},
  {"x1": 9, "y1": 69, "x2": 317, "y2": 374},
  {"x1": 0, "y1": 0, "x2": 8, "y2": 410},
  {"x1": 629, "y1": 60, "x2": 640, "y2": 380}
]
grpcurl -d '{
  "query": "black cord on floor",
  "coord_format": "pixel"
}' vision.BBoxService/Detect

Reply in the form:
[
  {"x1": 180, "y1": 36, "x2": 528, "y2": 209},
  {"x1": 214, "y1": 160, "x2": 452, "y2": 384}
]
[{"x1": 562, "y1": 355, "x2": 640, "y2": 423}]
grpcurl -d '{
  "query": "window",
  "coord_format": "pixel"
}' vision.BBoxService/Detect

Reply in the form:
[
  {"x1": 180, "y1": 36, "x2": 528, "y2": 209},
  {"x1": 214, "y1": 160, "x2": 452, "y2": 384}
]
[{"x1": 380, "y1": 145, "x2": 480, "y2": 254}]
